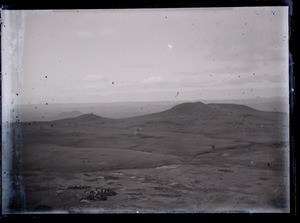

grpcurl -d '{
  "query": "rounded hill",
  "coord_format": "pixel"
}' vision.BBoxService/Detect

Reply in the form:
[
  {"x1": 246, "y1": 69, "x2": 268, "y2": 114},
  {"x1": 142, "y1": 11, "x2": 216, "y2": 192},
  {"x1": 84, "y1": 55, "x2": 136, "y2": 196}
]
[{"x1": 163, "y1": 102, "x2": 216, "y2": 116}]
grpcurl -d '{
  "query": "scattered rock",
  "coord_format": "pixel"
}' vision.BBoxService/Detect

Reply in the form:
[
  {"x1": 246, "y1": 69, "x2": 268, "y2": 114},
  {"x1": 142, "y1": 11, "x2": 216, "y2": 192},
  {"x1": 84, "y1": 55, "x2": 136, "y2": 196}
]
[
  {"x1": 55, "y1": 190, "x2": 64, "y2": 195},
  {"x1": 86, "y1": 190, "x2": 107, "y2": 201},
  {"x1": 97, "y1": 188, "x2": 117, "y2": 196},
  {"x1": 218, "y1": 168, "x2": 233, "y2": 173},
  {"x1": 113, "y1": 172, "x2": 124, "y2": 176},
  {"x1": 84, "y1": 188, "x2": 117, "y2": 201},
  {"x1": 169, "y1": 182, "x2": 180, "y2": 186},
  {"x1": 67, "y1": 185, "x2": 91, "y2": 190},
  {"x1": 79, "y1": 198, "x2": 90, "y2": 203}
]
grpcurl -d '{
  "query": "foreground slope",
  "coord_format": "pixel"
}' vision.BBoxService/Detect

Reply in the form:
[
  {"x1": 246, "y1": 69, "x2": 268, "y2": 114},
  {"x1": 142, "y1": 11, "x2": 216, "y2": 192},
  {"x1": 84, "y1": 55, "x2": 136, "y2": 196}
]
[{"x1": 19, "y1": 102, "x2": 289, "y2": 213}]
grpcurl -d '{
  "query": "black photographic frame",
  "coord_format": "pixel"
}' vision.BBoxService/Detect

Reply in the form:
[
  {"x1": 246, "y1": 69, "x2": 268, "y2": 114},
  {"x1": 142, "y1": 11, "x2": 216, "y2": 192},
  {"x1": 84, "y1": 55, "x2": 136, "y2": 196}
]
[{"x1": 0, "y1": 0, "x2": 297, "y2": 222}]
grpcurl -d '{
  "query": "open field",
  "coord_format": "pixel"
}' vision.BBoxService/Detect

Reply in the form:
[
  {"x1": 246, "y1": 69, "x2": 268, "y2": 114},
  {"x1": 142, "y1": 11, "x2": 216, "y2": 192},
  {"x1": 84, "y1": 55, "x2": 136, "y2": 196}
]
[{"x1": 18, "y1": 102, "x2": 289, "y2": 213}]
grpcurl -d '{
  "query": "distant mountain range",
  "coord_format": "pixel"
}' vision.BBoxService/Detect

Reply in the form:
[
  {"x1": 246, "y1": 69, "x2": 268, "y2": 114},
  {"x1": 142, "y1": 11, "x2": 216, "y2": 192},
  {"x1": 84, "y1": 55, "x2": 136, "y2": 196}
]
[
  {"x1": 15, "y1": 96, "x2": 289, "y2": 122},
  {"x1": 53, "y1": 101, "x2": 287, "y2": 129}
]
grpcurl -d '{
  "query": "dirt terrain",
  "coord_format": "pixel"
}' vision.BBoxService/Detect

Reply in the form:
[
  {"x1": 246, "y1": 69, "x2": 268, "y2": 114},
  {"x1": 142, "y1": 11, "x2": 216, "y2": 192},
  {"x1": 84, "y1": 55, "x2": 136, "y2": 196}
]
[{"x1": 17, "y1": 102, "x2": 289, "y2": 213}]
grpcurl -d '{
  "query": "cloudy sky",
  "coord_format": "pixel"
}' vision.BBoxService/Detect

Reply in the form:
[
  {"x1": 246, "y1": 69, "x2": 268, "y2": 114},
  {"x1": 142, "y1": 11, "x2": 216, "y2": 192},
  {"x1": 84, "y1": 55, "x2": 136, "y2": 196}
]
[{"x1": 5, "y1": 7, "x2": 289, "y2": 104}]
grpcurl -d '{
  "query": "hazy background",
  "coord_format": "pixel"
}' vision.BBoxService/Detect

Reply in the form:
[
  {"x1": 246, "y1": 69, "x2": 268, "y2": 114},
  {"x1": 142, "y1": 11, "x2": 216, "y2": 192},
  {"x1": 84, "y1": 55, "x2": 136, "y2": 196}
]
[{"x1": 2, "y1": 7, "x2": 289, "y2": 121}]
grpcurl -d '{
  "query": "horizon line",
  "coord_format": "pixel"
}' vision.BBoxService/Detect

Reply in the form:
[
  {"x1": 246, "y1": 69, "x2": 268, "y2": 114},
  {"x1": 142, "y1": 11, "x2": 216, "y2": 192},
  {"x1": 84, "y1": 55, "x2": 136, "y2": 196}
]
[{"x1": 16, "y1": 96, "x2": 288, "y2": 106}]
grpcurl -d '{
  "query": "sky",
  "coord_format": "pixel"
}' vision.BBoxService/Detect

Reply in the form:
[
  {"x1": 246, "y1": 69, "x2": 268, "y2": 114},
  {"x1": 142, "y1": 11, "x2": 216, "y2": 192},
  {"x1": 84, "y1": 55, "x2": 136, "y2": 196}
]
[{"x1": 3, "y1": 7, "x2": 289, "y2": 104}]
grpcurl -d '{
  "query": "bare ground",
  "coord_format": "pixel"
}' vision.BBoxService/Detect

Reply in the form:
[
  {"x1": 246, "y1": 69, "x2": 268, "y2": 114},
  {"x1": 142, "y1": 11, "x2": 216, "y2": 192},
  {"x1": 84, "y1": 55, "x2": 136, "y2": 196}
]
[{"x1": 16, "y1": 103, "x2": 289, "y2": 213}]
